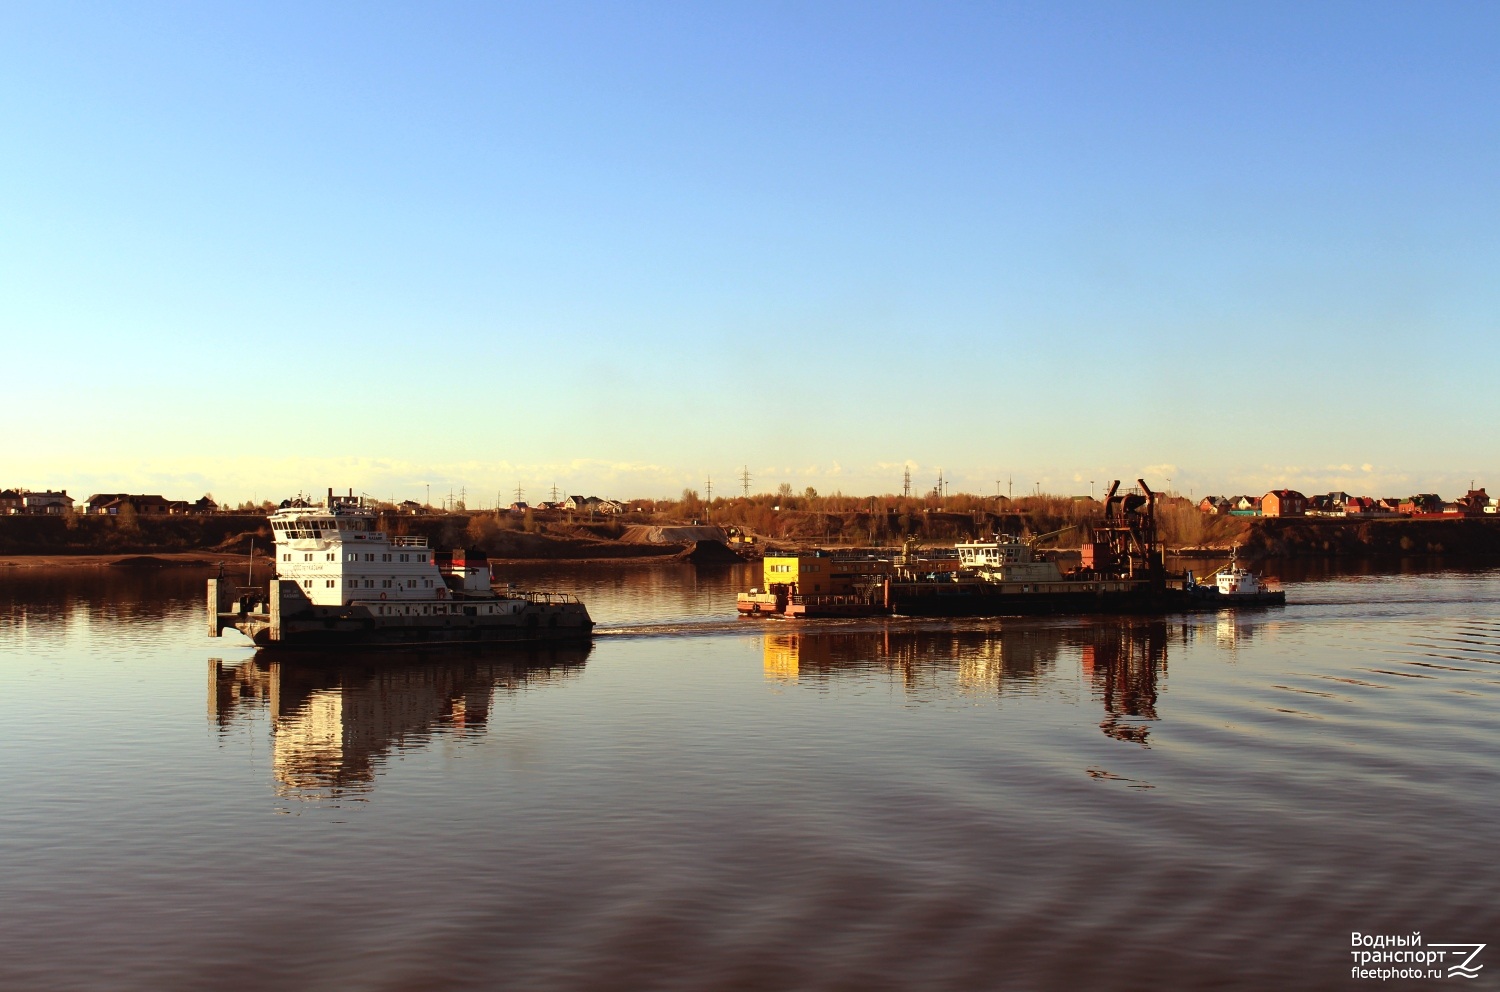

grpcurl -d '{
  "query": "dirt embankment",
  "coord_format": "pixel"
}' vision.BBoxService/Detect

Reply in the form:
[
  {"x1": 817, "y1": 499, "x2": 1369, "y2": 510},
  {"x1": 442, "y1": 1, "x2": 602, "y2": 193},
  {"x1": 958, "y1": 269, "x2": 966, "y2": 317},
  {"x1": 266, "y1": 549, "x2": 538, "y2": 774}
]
[
  {"x1": 1238, "y1": 517, "x2": 1500, "y2": 558},
  {"x1": 0, "y1": 514, "x2": 272, "y2": 558},
  {"x1": 0, "y1": 513, "x2": 746, "y2": 565}
]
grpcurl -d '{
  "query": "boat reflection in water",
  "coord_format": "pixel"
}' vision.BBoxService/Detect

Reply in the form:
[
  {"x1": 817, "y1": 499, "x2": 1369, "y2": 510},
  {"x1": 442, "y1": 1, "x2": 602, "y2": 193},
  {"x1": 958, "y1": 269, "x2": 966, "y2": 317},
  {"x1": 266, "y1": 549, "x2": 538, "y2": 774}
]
[
  {"x1": 762, "y1": 614, "x2": 1278, "y2": 746},
  {"x1": 209, "y1": 644, "x2": 592, "y2": 799}
]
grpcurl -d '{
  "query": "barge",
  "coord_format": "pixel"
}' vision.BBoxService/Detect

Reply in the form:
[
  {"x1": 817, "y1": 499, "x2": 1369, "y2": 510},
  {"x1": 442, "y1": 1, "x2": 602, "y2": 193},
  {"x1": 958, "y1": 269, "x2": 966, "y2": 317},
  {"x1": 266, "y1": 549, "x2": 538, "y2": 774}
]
[
  {"x1": 737, "y1": 479, "x2": 1286, "y2": 619},
  {"x1": 210, "y1": 490, "x2": 592, "y2": 647}
]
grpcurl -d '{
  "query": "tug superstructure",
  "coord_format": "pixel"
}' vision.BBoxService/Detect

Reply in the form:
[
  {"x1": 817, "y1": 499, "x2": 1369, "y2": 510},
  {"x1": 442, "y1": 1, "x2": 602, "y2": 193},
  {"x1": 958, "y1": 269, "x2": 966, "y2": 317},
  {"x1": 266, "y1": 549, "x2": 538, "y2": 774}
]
[{"x1": 210, "y1": 490, "x2": 592, "y2": 647}]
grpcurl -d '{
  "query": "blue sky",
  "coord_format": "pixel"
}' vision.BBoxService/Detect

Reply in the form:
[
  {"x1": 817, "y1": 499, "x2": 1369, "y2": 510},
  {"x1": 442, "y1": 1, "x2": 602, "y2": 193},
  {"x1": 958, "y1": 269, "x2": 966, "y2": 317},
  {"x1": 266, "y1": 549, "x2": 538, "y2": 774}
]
[{"x1": 4, "y1": 2, "x2": 1497, "y2": 505}]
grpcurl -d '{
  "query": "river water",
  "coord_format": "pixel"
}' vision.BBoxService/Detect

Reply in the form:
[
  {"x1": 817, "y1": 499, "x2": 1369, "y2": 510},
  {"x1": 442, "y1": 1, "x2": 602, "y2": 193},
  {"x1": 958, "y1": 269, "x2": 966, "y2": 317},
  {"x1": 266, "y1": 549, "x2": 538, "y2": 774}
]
[{"x1": 1, "y1": 561, "x2": 1498, "y2": 991}]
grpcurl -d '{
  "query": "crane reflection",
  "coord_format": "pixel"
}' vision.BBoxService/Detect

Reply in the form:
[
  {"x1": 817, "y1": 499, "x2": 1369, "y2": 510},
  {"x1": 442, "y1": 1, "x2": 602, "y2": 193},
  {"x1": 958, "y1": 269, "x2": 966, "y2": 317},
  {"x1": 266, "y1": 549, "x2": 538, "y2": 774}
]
[{"x1": 761, "y1": 614, "x2": 1268, "y2": 746}]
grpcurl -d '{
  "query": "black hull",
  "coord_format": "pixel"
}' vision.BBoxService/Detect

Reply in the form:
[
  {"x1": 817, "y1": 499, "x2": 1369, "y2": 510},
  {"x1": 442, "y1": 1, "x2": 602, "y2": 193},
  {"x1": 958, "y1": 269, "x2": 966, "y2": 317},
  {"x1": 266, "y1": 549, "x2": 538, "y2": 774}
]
[
  {"x1": 888, "y1": 587, "x2": 1193, "y2": 618},
  {"x1": 1187, "y1": 588, "x2": 1286, "y2": 608},
  {"x1": 249, "y1": 626, "x2": 594, "y2": 649}
]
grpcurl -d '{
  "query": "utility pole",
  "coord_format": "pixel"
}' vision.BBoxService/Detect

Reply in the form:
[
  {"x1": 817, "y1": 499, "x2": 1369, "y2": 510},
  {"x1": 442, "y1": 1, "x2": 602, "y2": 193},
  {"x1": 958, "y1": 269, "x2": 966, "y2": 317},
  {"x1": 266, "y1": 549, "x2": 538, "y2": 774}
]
[
  {"x1": 425, "y1": 483, "x2": 430, "y2": 507},
  {"x1": 741, "y1": 465, "x2": 751, "y2": 498}
]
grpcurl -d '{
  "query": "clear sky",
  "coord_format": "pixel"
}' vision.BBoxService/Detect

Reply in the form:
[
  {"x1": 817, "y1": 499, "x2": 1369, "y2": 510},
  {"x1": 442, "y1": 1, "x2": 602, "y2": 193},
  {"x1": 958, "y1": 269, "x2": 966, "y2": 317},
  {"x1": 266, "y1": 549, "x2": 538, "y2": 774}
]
[{"x1": 4, "y1": 1, "x2": 1497, "y2": 506}]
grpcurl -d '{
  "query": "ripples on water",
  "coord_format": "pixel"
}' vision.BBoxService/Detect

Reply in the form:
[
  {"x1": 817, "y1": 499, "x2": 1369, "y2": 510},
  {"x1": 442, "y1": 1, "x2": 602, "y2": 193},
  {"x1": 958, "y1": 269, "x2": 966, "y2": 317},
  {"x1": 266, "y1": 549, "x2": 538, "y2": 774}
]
[{"x1": 1, "y1": 561, "x2": 1498, "y2": 990}]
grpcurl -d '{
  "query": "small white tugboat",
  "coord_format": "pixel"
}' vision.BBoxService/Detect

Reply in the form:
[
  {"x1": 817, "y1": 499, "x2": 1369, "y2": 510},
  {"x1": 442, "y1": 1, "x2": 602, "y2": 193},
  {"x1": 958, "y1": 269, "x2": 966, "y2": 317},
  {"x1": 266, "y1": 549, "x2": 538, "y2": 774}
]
[
  {"x1": 209, "y1": 490, "x2": 593, "y2": 647},
  {"x1": 1189, "y1": 546, "x2": 1286, "y2": 607}
]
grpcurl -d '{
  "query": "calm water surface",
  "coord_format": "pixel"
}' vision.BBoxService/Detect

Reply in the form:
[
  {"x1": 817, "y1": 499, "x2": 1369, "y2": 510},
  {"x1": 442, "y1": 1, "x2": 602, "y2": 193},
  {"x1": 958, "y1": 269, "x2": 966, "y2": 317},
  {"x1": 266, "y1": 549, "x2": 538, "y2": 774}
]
[{"x1": 2, "y1": 561, "x2": 1498, "y2": 991}]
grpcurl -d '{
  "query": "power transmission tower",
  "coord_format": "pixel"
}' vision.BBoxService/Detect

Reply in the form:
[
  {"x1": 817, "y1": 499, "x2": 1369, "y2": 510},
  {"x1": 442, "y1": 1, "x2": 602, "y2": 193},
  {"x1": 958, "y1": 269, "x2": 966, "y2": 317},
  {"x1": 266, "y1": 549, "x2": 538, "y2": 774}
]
[
  {"x1": 706, "y1": 475, "x2": 712, "y2": 502},
  {"x1": 741, "y1": 465, "x2": 751, "y2": 498},
  {"x1": 903, "y1": 466, "x2": 911, "y2": 499},
  {"x1": 514, "y1": 482, "x2": 523, "y2": 503},
  {"x1": 551, "y1": 482, "x2": 559, "y2": 502}
]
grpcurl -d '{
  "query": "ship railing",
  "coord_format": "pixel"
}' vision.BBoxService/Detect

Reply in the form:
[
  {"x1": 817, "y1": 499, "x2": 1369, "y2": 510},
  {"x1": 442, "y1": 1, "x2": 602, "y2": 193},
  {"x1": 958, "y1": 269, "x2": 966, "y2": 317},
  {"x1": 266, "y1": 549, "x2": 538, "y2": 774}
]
[
  {"x1": 514, "y1": 591, "x2": 580, "y2": 605},
  {"x1": 391, "y1": 536, "x2": 429, "y2": 547},
  {"x1": 790, "y1": 594, "x2": 869, "y2": 606}
]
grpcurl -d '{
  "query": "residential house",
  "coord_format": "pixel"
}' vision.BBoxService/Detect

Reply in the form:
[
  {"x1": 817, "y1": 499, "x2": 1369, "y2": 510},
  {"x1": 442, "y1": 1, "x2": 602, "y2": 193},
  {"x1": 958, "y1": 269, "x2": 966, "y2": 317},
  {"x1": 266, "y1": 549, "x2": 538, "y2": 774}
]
[
  {"x1": 1198, "y1": 496, "x2": 1231, "y2": 515},
  {"x1": 1308, "y1": 492, "x2": 1353, "y2": 516},
  {"x1": 508, "y1": 502, "x2": 530, "y2": 514},
  {"x1": 398, "y1": 500, "x2": 428, "y2": 515},
  {"x1": 1399, "y1": 494, "x2": 1444, "y2": 516},
  {"x1": 1227, "y1": 495, "x2": 1262, "y2": 516},
  {"x1": 1261, "y1": 490, "x2": 1307, "y2": 517},
  {"x1": 89, "y1": 494, "x2": 174, "y2": 515},
  {"x1": 1343, "y1": 496, "x2": 1379, "y2": 516},
  {"x1": 1458, "y1": 488, "x2": 1491, "y2": 517},
  {"x1": 192, "y1": 496, "x2": 219, "y2": 514},
  {"x1": 0, "y1": 489, "x2": 23, "y2": 515},
  {"x1": 83, "y1": 493, "x2": 129, "y2": 514},
  {"x1": 23, "y1": 490, "x2": 74, "y2": 514}
]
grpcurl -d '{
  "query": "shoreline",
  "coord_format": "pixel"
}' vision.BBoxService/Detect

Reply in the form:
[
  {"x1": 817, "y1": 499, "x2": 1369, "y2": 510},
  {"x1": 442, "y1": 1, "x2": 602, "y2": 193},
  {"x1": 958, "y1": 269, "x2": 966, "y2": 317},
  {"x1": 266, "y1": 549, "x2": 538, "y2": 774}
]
[{"x1": 0, "y1": 549, "x2": 748, "y2": 570}]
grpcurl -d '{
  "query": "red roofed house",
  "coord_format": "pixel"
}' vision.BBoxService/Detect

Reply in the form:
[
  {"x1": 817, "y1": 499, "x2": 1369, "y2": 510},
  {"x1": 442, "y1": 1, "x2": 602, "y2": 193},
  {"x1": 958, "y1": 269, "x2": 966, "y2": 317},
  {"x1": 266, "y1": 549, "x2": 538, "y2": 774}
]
[
  {"x1": 1458, "y1": 488, "x2": 1491, "y2": 517},
  {"x1": 1343, "y1": 496, "x2": 1377, "y2": 516},
  {"x1": 1261, "y1": 490, "x2": 1307, "y2": 517}
]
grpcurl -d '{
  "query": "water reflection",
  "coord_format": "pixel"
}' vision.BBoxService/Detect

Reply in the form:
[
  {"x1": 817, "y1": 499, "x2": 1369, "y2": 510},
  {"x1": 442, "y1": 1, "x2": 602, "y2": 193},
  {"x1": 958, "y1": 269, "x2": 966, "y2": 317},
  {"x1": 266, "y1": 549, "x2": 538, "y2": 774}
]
[
  {"x1": 1081, "y1": 623, "x2": 1165, "y2": 745},
  {"x1": 760, "y1": 616, "x2": 1285, "y2": 746},
  {"x1": 210, "y1": 645, "x2": 591, "y2": 799}
]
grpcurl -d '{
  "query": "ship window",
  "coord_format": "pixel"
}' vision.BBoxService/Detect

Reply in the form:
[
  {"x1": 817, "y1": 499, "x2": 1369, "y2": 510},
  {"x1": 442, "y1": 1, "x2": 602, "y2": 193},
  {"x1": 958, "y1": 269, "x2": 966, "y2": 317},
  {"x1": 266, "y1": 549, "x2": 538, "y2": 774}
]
[
  {"x1": 382, "y1": 579, "x2": 392, "y2": 588},
  {"x1": 348, "y1": 579, "x2": 358, "y2": 587},
  {"x1": 326, "y1": 579, "x2": 335, "y2": 587},
  {"x1": 400, "y1": 553, "x2": 409, "y2": 562},
  {"x1": 302, "y1": 580, "x2": 312, "y2": 588},
  {"x1": 407, "y1": 579, "x2": 416, "y2": 587},
  {"x1": 282, "y1": 554, "x2": 291, "y2": 562},
  {"x1": 304, "y1": 553, "x2": 313, "y2": 561},
  {"x1": 326, "y1": 553, "x2": 335, "y2": 561},
  {"x1": 423, "y1": 579, "x2": 432, "y2": 587},
  {"x1": 418, "y1": 554, "x2": 427, "y2": 563},
  {"x1": 381, "y1": 554, "x2": 392, "y2": 562},
  {"x1": 347, "y1": 553, "x2": 356, "y2": 562},
  {"x1": 365, "y1": 579, "x2": 374, "y2": 587},
  {"x1": 365, "y1": 554, "x2": 374, "y2": 561}
]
